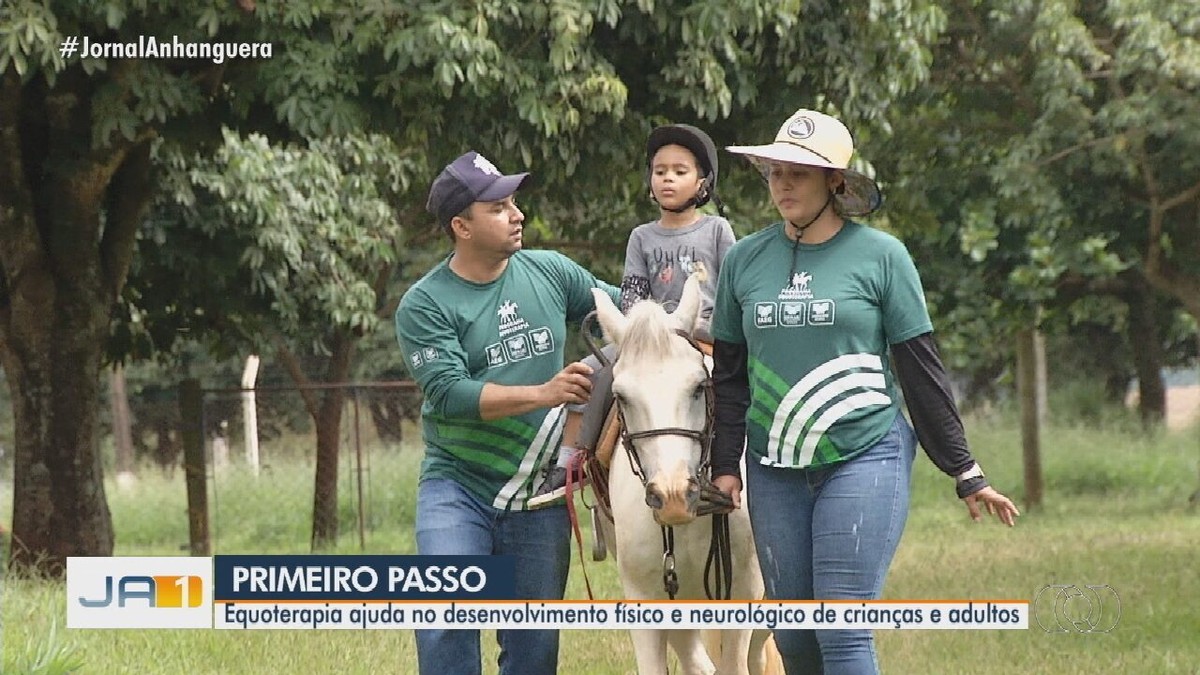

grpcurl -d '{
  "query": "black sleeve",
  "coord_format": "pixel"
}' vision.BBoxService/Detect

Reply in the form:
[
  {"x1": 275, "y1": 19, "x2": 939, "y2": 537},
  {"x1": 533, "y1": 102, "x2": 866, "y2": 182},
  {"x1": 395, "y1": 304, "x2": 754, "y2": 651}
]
[
  {"x1": 711, "y1": 338, "x2": 750, "y2": 483},
  {"x1": 891, "y1": 332, "x2": 989, "y2": 497}
]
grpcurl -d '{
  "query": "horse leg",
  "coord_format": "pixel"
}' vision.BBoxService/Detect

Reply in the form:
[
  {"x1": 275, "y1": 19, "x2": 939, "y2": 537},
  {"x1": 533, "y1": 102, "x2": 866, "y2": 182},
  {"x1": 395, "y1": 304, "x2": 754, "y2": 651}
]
[
  {"x1": 717, "y1": 628, "x2": 753, "y2": 675},
  {"x1": 628, "y1": 629, "x2": 669, "y2": 675},
  {"x1": 666, "y1": 629, "x2": 716, "y2": 675},
  {"x1": 747, "y1": 628, "x2": 773, "y2": 675}
]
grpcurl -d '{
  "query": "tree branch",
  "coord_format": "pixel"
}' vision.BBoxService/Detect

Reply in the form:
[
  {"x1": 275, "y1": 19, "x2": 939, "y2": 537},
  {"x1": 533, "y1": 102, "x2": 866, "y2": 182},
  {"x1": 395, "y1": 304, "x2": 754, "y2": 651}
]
[
  {"x1": 372, "y1": 262, "x2": 398, "y2": 319},
  {"x1": 274, "y1": 341, "x2": 320, "y2": 420},
  {"x1": 101, "y1": 136, "x2": 156, "y2": 301},
  {"x1": 1035, "y1": 135, "x2": 1122, "y2": 168},
  {"x1": 1159, "y1": 179, "x2": 1200, "y2": 213}
]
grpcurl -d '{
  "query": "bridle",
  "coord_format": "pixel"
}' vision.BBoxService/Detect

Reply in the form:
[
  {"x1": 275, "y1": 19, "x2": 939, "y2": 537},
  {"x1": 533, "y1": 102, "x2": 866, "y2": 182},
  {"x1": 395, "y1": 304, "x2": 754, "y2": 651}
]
[{"x1": 583, "y1": 314, "x2": 734, "y2": 600}]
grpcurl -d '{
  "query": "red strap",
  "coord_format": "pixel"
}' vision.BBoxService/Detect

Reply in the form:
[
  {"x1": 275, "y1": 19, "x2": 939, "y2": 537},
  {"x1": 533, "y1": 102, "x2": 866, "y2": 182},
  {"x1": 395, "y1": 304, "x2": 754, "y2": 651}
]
[{"x1": 564, "y1": 450, "x2": 595, "y2": 600}]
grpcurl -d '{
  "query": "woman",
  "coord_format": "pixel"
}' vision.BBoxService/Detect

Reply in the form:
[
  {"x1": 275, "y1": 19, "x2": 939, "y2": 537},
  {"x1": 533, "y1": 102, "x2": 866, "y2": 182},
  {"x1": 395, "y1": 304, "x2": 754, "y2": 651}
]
[{"x1": 709, "y1": 108, "x2": 1019, "y2": 674}]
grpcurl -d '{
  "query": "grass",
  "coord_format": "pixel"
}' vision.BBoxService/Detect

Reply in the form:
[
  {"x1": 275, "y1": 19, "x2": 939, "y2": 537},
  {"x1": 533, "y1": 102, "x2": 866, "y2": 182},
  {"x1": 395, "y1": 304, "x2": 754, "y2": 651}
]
[{"x1": 2, "y1": 412, "x2": 1199, "y2": 674}]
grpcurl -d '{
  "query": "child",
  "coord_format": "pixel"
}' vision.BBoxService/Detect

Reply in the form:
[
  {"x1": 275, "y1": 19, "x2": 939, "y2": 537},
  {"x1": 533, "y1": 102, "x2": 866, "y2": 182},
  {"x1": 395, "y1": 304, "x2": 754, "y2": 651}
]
[{"x1": 529, "y1": 123, "x2": 737, "y2": 507}]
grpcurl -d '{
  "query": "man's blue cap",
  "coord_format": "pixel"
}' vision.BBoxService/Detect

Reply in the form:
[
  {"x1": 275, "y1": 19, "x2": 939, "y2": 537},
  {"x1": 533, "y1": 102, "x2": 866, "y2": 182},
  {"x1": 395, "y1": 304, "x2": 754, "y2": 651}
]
[{"x1": 426, "y1": 151, "x2": 530, "y2": 228}]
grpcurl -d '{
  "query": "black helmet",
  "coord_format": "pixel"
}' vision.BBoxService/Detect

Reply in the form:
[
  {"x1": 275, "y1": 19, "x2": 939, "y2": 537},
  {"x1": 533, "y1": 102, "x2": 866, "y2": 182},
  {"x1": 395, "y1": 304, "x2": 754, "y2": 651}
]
[{"x1": 646, "y1": 124, "x2": 720, "y2": 210}]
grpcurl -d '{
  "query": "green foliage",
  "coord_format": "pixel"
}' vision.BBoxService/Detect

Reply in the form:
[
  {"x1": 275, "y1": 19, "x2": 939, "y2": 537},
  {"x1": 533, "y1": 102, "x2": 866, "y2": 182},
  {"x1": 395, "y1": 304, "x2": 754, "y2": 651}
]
[
  {"x1": 117, "y1": 131, "x2": 426, "y2": 362},
  {"x1": 186, "y1": 131, "x2": 414, "y2": 337},
  {"x1": 2, "y1": 619, "x2": 85, "y2": 675},
  {"x1": 0, "y1": 0, "x2": 66, "y2": 78},
  {"x1": 58, "y1": 0, "x2": 951, "y2": 369},
  {"x1": 874, "y1": 0, "x2": 1200, "y2": 388}
]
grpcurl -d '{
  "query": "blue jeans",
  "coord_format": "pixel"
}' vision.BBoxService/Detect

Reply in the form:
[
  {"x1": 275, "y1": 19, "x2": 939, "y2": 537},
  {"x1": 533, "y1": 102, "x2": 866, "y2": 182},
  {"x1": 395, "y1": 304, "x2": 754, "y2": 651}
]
[
  {"x1": 414, "y1": 478, "x2": 570, "y2": 675},
  {"x1": 746, "y1": 412, "x2": 916, "y2": 675}
]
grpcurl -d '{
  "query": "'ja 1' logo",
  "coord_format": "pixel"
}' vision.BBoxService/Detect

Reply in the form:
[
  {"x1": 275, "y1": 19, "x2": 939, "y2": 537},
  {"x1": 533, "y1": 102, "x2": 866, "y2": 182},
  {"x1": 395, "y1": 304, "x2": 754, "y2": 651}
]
[{"x1": 79, "y1": 575, "x2": 204, "y2": 608}]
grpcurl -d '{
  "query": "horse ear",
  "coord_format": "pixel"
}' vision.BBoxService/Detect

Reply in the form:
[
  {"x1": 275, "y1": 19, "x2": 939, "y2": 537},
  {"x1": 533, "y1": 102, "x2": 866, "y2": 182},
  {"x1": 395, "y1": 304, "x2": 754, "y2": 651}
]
[
  {"x1": 671, "y1": 263, "x2": 707, "y2": 334},
  {"x1": 591, "y1": 288, "x2": 628, "y2": 346}
]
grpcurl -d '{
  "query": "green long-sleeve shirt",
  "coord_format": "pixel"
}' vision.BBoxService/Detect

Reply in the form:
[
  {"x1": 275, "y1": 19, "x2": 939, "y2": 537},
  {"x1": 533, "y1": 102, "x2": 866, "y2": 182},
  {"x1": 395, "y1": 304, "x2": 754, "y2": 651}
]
[{"x1": 395, "y1": 249, "x2": 619, "y2": 510}]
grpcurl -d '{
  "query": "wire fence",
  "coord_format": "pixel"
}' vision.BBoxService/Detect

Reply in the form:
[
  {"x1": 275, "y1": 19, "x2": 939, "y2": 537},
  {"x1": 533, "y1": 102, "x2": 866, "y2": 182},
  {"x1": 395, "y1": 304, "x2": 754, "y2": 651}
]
[
  {"x1": 56, "y1": 379, "x2": 425, "y2": 555},
  {"x1": 193, "y1": 381, "x2": 423, "y2": 553}
]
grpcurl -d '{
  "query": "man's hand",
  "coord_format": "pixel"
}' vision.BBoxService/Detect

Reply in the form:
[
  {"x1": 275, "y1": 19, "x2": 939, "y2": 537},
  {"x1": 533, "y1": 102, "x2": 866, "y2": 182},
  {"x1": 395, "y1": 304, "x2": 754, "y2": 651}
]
[
  {"x1": 539, "y1": 361, "x2": 594, "y2": 406},
  {"x1": 711, "y1": 475, "x2": 742, "y2": 509},
  {"x1": 478, "y1": 361, "x2": 594, "y2": 420}
]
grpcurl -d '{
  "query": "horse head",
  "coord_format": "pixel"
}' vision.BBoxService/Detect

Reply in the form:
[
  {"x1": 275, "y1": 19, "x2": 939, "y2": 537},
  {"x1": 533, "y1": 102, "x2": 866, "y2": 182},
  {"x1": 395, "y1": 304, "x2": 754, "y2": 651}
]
[{"x1": 591, "y1": 270, "x2": 710, "y2": 526}]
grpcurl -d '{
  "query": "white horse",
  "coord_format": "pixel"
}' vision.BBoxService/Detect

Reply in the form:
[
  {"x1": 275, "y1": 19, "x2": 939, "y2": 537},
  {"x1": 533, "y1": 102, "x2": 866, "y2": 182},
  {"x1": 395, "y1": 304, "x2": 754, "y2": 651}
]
[{"x1": 590, "y1": 274, "x2": 772, "y2": 675}]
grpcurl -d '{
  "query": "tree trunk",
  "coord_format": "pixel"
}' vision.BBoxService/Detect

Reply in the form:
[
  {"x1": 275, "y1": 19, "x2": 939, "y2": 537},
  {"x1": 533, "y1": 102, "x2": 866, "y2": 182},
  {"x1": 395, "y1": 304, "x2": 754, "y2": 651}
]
[
  {"x1": 278, "y1": 331, "x2": 357, "y2": 550},
  {"x1": 2, "y1": 319, "x2": 114, "y2": 574},
  {"x1": 311, "y1": 386, "x2": 347, "y2": 550},
  {"x1": 368, "y1": 391, "x2": 412, "y2": 444},
  {"x1": 1125, "y1": 283, "x2": 1166, "y2": 426},
  {"x1": 1, "y1": 68, "x2": 152, "y2": 576}
]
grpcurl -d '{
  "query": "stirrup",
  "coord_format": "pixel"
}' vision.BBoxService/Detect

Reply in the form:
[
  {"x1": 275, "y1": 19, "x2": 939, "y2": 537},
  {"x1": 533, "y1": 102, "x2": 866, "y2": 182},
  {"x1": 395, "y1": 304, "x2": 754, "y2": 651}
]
[{"x1": 590, "y1": 505, "x2": 608, "y2": 561}]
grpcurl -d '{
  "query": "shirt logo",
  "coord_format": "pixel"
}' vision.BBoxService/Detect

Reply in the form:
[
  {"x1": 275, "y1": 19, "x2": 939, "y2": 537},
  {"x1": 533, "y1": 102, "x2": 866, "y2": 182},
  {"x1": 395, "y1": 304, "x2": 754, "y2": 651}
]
[
  {"x1": 497, "y1": 299, "x2": 530, "y2": 337},
  {"x1": 422, "y1": 347, "x2": 439, "y2": 362},
  {"x1": 498, "y1": 300, "x2": 519, "y2": 324},
  {"x1": 409, "y1": 352, "x2": 424, "y2": 369},
  {"x1": 529, "y1": 327, "x2": 555, "y2": 355},
  {"x1": 780, "y1": 302, "x2": 806, "y2": 327},
  {"x1": 810, "y1": 300, "x2": 836, "y2": 325},
  {"x1": 779, "y1": 271, "x2": 814, "y2": 300},
  {"x1": 754, "y1": 302, "x2": 777, "y2": 328},
  {"x1": 486, "y1": 343, "x2": 507, "y2": 368},
  {"x1": 504, "y1": 334, "x2": 532, "y2": 361}
]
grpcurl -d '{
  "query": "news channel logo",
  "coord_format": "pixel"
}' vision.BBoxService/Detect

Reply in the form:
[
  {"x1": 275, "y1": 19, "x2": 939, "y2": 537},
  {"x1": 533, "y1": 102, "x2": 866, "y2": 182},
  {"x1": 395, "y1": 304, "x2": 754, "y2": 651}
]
[
  {"x1": 1033, "y1": 584, "x2": 1121, "y2": 633},
  {"x1": 67, "y1": 556, "x2": 213, "y2": 628}
]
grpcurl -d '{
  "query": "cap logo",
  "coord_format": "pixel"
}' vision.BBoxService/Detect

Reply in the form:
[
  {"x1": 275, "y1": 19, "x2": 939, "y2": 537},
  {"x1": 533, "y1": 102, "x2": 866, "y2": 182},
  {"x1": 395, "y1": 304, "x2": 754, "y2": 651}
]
[
  {"x1": 473, "y1": 154, "x2": 501, "y2": 176},
  {"x1": 786, "y1": 116, "x2": 816, "y2": 140}
]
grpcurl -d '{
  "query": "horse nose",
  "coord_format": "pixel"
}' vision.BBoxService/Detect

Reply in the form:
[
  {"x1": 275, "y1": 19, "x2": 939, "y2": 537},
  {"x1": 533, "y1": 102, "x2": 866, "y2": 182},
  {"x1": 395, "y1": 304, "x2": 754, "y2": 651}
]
[
  {"x1": 645, "y1": 486, "x2": 664, "y2": 510},
  {"x1": 685, "y1": 483, "x2": 701, "y2": 510}
]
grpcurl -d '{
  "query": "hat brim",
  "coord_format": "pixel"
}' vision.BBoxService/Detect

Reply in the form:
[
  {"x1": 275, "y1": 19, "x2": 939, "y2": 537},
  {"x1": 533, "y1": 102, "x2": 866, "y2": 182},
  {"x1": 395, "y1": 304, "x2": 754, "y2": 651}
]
[
  {"x1": 726, "y1": 142, "x2": 839, "y2": 169},
  {"x1": 476, "y1": 173, "x2": 530, "y2": 202},
  {"x1": 730, "y1": 149, "x2": 883, "y2": 217}
]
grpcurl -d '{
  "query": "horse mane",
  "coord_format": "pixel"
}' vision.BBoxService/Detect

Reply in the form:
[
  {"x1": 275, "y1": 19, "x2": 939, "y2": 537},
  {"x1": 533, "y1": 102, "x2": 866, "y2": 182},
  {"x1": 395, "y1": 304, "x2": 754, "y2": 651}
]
[{"x1": 621, "y1": 300, "x2": 683, "y2": 361}]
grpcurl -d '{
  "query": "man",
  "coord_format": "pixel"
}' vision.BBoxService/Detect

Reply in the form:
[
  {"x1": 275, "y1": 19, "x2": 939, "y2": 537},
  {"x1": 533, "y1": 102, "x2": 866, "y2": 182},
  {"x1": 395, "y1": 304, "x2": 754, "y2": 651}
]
[{"x1": 395, "y1": 150, "x2": 620, "y2": 675}]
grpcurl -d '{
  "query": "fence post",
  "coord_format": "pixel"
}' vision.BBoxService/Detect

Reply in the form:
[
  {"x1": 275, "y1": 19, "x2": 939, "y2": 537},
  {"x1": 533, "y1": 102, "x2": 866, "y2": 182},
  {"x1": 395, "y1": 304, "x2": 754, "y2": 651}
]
[
  {"x1": 242, "y1": 355, "x2": 261, "y2": 475},
  {"x1": 179, "y1": 378, "x2": 211, "y2": 556},
  {"x1": 1016, "y1": 327, "x2": 1045, "y2": 510}
]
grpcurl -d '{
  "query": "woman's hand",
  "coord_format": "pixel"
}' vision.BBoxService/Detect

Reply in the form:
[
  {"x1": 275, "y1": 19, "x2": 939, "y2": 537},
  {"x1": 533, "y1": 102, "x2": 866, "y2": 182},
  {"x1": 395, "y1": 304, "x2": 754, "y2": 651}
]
[
  {"x1": 712, "y1": 475, "x2": 743, "y2": 509},
  {"x1": 961, "y1": 486, "x2": 1020, "y2": 526}
]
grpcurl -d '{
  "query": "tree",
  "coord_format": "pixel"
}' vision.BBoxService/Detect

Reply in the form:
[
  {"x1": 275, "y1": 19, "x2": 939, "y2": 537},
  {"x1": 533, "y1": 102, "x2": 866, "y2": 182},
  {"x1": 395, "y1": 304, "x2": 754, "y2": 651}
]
[
  {"x1": 876, "y1": 0, "x2": 1200, "y2": 502},
  {"x1": 1, "y1": 0, "x2": 946, "y2": 574},
  {"x1": 152, "y1": 131, "x2": 428, "y2": 547}
]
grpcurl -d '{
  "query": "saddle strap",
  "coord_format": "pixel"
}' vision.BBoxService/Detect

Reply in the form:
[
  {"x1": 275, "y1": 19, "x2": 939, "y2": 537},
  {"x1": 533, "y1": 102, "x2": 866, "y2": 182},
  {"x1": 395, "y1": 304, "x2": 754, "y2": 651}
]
[{"x1": 565, "y1": 450, "x2": 596, "y2": 600}]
